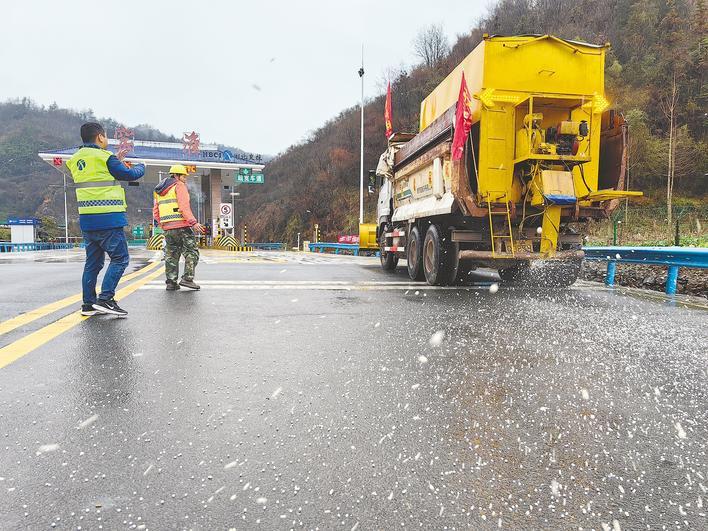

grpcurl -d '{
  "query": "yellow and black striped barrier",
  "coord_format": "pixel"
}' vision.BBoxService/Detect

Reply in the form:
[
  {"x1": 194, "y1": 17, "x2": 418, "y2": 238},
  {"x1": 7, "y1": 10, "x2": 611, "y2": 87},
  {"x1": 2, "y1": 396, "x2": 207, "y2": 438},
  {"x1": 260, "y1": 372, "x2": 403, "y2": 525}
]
[
  {"x1": 214, "y1": 235, "x2": 253, "y2": 252},
  {"x1": 147, "y1": 234, "x2": 165, "y2": 250}
]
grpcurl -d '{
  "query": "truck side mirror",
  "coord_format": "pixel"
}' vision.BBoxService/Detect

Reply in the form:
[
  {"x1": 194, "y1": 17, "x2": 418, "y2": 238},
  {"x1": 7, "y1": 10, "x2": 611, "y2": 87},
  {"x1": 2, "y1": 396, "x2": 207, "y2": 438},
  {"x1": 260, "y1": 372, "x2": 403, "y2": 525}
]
[{"x1": 367, "y1": 170, "x2": 376, "y2": 194}]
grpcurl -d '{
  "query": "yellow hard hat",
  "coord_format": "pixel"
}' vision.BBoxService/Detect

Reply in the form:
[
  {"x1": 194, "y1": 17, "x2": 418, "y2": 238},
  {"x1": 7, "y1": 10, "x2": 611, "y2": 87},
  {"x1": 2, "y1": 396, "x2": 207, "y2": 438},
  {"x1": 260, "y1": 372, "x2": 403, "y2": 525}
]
[{"x1": 169, "y1": 164, "x2": 189, "y2": 175}]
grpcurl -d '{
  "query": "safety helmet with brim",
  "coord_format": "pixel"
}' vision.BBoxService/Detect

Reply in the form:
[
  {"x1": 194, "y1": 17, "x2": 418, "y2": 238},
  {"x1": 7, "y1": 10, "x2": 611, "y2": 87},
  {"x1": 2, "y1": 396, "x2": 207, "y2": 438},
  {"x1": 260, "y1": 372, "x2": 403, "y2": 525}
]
[{"x1": 169, "y1": 164, "x2": 189, "y2": 176}]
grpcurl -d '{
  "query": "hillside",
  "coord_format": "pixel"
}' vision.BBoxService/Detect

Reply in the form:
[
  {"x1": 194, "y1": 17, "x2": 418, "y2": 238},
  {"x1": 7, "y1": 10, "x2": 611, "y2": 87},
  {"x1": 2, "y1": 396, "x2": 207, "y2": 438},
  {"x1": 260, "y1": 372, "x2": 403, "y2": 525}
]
[
  {"x1": 242, "y1": 0, "x2": 706, "y2": 243},
  {"x1": 0, "y1": 99, "x2": 179, "y2": 231}
]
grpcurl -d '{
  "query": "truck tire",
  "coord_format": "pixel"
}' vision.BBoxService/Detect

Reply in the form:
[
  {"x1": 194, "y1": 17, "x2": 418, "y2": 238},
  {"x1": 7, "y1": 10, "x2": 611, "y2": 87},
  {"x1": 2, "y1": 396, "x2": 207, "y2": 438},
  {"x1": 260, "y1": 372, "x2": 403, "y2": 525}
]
[
  {"x1": 542, "y1": 259, "x2": 582, "y2": 288},
  {"x1": 379, "y1": 223, "x2": 398, "y2": 271},
  {"x1": 406, "y1": 226, "x2": 425, "y2": 281},
  {"x1": 499, "y1": 260, "x2": 581, "y2": 288},
  {"x1": 423, "y1": 224, "x2": 459, "y2": 286},
  {"x1": 498, "y1": 265, "x2": 530, "y2": 283}
]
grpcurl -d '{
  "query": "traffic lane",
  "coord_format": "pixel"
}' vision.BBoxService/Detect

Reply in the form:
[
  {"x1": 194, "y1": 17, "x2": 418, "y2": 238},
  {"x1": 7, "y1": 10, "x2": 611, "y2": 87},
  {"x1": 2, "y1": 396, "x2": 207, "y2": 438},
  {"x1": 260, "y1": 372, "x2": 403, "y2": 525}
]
[
  {"x1": 196, "y1": 253, "x2": 498, "y2": 285},
  {"x1": 0, "y1": 281, "x2": 706, "y2": 528},
  {"x1": 0, "y1": 249, "x2": 153, "y2": 328}
]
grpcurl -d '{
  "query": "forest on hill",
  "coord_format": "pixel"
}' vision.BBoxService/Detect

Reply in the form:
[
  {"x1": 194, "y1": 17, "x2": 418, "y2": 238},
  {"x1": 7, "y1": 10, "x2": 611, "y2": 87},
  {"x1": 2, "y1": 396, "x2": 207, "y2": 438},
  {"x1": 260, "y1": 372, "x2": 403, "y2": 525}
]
[
  {"x1": 0, "y1": 99, "x2": 178, "y2": 231},
  {"x1": 241, "y1": 0, "x2": 706, "y2": 243},
  {"x1": 0, "y1": 0, "x2": 705, "y2": 244}
]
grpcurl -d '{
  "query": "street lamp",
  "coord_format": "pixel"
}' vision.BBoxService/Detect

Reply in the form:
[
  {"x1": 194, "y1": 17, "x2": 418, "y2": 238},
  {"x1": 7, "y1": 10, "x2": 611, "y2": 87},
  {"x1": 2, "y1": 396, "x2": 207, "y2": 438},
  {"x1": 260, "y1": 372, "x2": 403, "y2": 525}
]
[{"x1": 358, "y1": 46, "x2": 365, "y2": 225}]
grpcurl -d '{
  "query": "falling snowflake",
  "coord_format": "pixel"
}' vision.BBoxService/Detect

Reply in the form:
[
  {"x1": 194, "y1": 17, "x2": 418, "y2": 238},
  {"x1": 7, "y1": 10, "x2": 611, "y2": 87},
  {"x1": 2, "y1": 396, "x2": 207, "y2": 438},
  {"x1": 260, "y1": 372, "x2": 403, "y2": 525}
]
[
  {"x1": 36, "y1": 444, "x2": 59, "y2": 455},
  {"x1": 429, "y1": 331, "x2": 445, "y2": 347}
]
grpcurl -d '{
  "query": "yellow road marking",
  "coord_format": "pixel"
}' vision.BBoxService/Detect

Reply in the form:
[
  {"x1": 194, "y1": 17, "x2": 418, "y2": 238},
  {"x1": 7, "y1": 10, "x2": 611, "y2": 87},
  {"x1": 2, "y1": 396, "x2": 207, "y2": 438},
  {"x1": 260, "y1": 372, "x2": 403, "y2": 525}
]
[
  {"x1": 0, "y1": 260, "x2": 161, "y2": 337},
  {"x1": 0, "y1": 266, "x2": 165, "y2": 370}
]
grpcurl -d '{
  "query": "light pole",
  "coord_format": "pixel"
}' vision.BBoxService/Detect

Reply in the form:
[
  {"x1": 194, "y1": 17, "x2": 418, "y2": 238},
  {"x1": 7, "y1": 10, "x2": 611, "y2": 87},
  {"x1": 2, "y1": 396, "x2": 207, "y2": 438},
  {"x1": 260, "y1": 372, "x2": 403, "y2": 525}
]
[
  {"x1": 358, "y1": 45, "x2": 365, "y2": 225},
  {"x1": 62, "y1": 172, "x2": 69, "y2": 245}
]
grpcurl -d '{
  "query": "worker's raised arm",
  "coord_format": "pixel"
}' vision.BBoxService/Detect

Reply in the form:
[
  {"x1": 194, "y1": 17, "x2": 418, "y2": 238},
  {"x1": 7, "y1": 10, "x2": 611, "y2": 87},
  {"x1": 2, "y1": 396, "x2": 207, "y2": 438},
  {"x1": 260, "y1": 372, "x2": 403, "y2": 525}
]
[{"x1": 107, "y1": 156, "x2": 145, "y2": 181}]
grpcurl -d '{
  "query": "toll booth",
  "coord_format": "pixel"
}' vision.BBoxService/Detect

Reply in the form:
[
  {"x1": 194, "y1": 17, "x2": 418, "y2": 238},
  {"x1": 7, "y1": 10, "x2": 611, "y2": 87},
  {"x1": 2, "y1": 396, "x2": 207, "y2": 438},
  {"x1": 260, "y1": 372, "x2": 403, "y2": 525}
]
[
  {"x1": 38, "y1": 140, "x2": 265, "y2": 239},
  {"x1": 7, "y1": 218, "x2": 40, "y2": 244}
]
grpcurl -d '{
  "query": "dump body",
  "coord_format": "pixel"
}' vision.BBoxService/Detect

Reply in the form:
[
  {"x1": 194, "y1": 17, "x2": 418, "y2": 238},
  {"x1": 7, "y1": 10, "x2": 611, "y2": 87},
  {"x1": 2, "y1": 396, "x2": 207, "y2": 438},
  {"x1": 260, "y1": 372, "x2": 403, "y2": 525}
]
[{"x1": 376, "y1": 34, "x2": 641, "y2": 286}]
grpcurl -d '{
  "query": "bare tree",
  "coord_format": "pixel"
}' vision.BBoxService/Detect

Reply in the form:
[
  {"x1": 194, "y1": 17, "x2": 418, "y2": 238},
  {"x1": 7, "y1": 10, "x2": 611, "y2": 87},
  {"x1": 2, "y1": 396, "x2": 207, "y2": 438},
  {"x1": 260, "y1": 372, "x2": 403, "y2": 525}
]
[
  {"x1": 659, "y1": 72, "x2": 680, "y2": 228},
  {"x1": 413, "y1": 24, "x2": 450, "y2": 68}
]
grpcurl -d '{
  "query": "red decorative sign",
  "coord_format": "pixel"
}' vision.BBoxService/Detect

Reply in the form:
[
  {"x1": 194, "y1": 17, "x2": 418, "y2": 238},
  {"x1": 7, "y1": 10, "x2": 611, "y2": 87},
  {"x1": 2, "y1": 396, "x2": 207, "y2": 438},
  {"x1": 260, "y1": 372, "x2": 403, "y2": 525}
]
[
  {"x1": 115, "y1": 126, "x2": 135, "y2": 157},
  {"x1": 182, "y1": 131, "x2": 200, "y2": 155},
  {"x1": 338, "y1": 235, "x2": 359, "y2": 244},
  {"x1": 52, "y1": 157, "x2": 63, "y2": 166}
]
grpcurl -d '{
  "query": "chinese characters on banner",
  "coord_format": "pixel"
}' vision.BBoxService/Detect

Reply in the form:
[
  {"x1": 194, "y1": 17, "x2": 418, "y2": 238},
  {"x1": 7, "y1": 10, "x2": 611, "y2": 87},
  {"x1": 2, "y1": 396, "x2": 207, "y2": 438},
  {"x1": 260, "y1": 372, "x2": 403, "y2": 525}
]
[
  {"x1": 337, "y1": 235, "x2": 360, "y2": 244},
  {"x1": 235, "y1": 152, "x2": 263, "y2": 162},
  {"x1": 182, "y1": 131, "x2": 200, "y2": 155}
]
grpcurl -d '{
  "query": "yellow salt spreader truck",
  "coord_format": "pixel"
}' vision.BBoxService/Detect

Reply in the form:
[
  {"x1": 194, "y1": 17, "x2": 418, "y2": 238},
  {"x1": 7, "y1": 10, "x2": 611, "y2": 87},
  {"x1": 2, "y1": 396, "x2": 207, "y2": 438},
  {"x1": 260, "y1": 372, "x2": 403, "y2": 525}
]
[{"x1": 374, "y1": 34, "x2": 641, "y2": 286}]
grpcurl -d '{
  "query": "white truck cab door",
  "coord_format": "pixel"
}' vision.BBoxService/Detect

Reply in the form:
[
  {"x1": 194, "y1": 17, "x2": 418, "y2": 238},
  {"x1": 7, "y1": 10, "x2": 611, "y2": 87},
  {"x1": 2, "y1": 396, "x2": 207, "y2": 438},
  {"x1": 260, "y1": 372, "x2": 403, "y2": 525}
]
[{"x1": 377, "y1": 178, "x2": 392, "y2": 225}]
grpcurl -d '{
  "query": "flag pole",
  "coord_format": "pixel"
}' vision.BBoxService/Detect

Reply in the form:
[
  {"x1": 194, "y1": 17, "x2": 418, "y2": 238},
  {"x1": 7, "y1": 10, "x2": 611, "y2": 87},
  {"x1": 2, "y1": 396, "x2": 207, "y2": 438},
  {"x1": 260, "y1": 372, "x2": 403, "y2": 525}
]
[{"x1": 358, "y1": 44, "x2": 365, "y2": 225}]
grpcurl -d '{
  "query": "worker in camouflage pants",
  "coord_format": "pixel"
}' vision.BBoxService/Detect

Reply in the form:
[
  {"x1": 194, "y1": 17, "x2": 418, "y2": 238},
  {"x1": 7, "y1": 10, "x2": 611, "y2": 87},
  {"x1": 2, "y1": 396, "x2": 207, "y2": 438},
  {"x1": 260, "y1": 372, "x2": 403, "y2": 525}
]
[
  {"x1": 153, "y1": 165, "x2": 206, "y2": 290},
  {"x1": 164, "y1": 228, "x2": 200, "y2": 286}
]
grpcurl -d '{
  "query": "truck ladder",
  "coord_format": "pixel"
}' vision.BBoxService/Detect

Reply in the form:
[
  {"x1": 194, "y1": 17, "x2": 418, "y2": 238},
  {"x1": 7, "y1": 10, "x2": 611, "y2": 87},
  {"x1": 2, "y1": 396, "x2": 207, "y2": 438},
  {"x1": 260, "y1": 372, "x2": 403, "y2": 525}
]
[{"x1": 485, "y1": 192, "x2": 515, "y2": 258}]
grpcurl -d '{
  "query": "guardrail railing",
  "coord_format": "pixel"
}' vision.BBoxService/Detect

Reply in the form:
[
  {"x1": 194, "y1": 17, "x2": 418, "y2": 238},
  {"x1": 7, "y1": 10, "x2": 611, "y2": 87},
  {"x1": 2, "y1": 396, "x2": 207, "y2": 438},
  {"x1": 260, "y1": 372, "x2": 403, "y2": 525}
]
[
  {"x1": 249, "y1": 242, "x2": 286, "y2": 251},
  {"x1": 0, "y1": 242, "x2": 82, "y2": 253},
  {"x1": 308, "y1": 242, "x2": 361, "y2": 256},
  {"x1": 583, "y1": 246, "x2": 708, "y2": 295}
]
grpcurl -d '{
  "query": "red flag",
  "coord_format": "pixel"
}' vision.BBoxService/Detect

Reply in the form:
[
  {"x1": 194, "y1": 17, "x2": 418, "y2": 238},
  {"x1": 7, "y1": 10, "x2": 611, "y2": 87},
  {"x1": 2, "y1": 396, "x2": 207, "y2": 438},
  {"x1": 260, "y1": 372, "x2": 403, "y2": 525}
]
[
  {"x1": 384, "y1": 81, "x2": 393, "y2": 139},
  {"x1": 451, "y1": 72, "x2": 473, "y2": 161}
]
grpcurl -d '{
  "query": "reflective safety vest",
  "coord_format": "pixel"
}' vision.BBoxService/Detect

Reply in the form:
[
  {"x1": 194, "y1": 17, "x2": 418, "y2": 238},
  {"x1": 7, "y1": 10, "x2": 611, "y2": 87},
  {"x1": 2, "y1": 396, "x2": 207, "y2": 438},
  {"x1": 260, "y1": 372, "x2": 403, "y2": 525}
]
[
  {"x1": 66, "y1": 147, "x2": 127, "y2": 215},
  {"x1": 155, "y1": 185, "x2": 186, "y2": 224}
]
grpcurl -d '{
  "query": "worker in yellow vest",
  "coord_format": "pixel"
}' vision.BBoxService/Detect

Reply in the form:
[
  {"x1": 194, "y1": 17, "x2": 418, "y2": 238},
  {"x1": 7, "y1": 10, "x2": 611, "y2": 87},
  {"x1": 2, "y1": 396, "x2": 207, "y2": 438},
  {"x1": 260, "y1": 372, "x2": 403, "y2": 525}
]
[
  {"x1": 153, "y1": 165, "x2": 206, "y2": 290},
  {"x1": 66, "y1": 122, "x2": 145, "y2": 317}
]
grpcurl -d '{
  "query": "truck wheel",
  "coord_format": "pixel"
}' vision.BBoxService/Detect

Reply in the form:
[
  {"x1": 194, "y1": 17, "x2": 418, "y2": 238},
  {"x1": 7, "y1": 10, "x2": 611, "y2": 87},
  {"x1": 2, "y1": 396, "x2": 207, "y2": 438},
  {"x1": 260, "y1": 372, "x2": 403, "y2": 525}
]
[
  {"x1": 540, "y1": 259, "x2": 582, "y2": 288},
  {"x1": 498, "y1": 264, "x2": 530, "y2": 283},
  {"x1": 423, "y1": 224, "x2": 459, "y2": 286},
  {"x1": 379, "y1": 224, "x2": 398, "y2": 271},
  {"x1": 406, "y1": 226, "x2": 425, "y2": 281}
]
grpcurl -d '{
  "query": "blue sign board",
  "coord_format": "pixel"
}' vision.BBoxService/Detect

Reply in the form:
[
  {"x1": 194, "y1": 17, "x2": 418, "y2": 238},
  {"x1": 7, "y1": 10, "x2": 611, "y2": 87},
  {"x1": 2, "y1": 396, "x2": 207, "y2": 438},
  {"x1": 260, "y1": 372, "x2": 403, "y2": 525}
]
[{"x1": 7, "y1": 218, "x2": 40, "y2": 225}]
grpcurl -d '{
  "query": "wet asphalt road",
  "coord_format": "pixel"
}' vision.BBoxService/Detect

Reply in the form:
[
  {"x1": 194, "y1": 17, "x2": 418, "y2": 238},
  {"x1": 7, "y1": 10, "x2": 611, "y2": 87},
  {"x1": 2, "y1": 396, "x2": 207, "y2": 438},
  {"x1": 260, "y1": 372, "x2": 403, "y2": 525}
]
[{"x1": 0, "y1": 249, "x2": 706, "y2": 530}]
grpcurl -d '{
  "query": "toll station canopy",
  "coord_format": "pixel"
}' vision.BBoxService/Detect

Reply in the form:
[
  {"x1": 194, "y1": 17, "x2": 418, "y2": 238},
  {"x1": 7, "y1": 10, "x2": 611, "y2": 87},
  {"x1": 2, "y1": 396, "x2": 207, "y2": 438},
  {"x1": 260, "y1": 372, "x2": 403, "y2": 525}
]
[{"x1": 38, "y1": 139, "x2": 265, "y2": 183}]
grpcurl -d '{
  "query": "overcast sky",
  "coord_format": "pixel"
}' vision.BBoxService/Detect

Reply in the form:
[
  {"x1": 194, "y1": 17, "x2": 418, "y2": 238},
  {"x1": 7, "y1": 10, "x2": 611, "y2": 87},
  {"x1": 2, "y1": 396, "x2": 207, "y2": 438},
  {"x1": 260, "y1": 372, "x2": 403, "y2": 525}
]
[{"x1": 1, "y1": 0, "x2": 488, "y2": 155}]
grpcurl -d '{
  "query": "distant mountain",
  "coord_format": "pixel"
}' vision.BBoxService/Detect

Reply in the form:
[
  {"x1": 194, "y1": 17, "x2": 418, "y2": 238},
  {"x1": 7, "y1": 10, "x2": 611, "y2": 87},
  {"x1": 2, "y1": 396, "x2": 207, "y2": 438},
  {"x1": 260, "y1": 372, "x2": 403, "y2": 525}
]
[
  {"x1": 0, "y1": 99, "x2": 258, "y2": 234},
  {"x1": 0, "y1": 99, "x2": 177, "y2": 231}
]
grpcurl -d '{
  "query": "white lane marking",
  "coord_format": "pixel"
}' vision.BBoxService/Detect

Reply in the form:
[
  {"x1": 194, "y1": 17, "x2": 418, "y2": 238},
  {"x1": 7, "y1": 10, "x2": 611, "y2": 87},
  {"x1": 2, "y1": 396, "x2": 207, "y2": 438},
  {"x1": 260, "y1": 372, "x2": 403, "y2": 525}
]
[
  {"x1": 149, "y1": 280, "x2": 429, "y2": 286},
  {"x1": 140, "y1": 284, "x2": 485, "y2": 291}
]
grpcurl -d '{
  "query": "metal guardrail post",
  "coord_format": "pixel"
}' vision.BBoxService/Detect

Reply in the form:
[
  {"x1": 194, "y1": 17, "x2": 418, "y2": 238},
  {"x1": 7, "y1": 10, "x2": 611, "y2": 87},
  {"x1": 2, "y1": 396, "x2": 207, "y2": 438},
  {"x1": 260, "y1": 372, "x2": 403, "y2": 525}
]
[
  {"x1": 606, "y1": 261, "x2": 616, "y2": 287},
  {"x1": 666, "y1": 265, "x2": 680, "y2": 295}
]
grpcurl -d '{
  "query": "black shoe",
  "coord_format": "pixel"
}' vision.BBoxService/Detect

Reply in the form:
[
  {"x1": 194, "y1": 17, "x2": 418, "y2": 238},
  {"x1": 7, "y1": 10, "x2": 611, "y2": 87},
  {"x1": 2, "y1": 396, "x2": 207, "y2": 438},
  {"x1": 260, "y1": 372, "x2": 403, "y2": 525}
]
[
  {"x1": 81, "y1": 304, "x2": 98, "y2": 316},
  {"x1": 179, "y1": 278, "x2": 200, "y2": 290},
  {"x1": 166, "y1": 281, "x2": 180, "y2": 291},
  {"x1": 92, "y1": 299, "x2": 128, "y2": 317}
]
